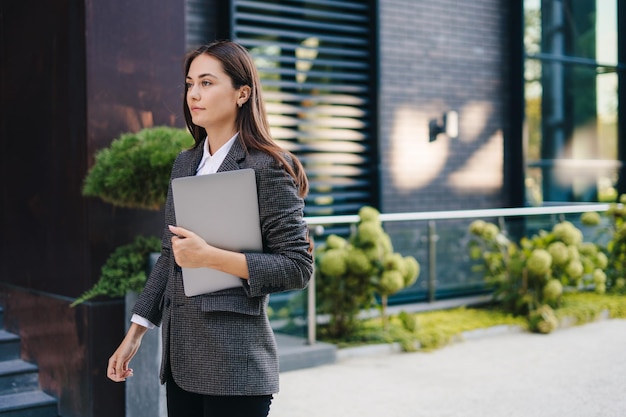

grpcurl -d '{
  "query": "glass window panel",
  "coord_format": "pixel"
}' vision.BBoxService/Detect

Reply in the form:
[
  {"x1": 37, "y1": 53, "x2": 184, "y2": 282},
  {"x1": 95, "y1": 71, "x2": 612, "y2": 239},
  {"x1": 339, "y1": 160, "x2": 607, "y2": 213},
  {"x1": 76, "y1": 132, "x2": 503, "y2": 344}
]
[
  {"x1": 595, "y1": 0, "x2": 618, "y2": 65},
  {"x1": 524, "y1": 58, "x2": 542, "y2": 162},
  {"x1": 524, "y1": 0, "x2": 541, "y2": 55},
  {"x1": 523, "y1": 0, "x2": 620, "y2": 204},
  {"x1": 534, "y1": 0, "x2": 617, "y2": 63},
  {"x1": 532, "y1": 62, "x2": 618, "y2": 202}
]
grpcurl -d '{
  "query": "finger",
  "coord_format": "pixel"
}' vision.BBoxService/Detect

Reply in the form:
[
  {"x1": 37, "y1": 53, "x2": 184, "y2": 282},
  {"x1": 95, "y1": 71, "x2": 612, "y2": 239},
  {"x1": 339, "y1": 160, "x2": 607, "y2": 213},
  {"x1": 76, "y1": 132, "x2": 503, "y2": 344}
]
[
  {"x1": 115, "y1": 359, "x2": 129, "y2": 379},
  {"x1": 108, "y1": 359, "x2": 125, "y2": 381},
  {"x1": 109, "y1": 371, "x2": 132, "y2": 382},
  {"x1": 168, "y1": 225, "x2": 188, "y2": 238},
  {"x1": 109, "y1": 364, "x2": 132, "y2": 380},
  {"x1": 109, "y1": 372, "x2": 125, "y2": 382},
  {"x1": 107, "y1": 358, "x2": 117, "y2": 379},
  {"x1": 170, "y1": 225, "x2": 200, "y2": 241}
]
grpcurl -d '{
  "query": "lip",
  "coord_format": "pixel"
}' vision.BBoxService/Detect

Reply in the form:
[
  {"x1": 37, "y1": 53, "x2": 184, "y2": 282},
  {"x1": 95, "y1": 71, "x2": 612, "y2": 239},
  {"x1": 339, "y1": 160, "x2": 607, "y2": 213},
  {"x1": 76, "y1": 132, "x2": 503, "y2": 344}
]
[{"x1": 190, "y1": 106, "x2": 204, "y2": 112}]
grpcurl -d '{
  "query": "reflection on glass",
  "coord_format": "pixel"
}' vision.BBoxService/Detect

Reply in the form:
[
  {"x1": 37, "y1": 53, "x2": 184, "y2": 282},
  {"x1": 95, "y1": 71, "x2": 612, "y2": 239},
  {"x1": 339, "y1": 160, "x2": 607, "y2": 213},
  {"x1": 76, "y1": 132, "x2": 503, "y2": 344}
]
[
  {"x1": 596, "y1": 0, "x2": 617, "y2": 65},
  {"x1": 523, "y1": 0, "x2": 620, "y2": 204},
  {"x1": 295, "y1": 37, "x2": 319, "y2": 84}
]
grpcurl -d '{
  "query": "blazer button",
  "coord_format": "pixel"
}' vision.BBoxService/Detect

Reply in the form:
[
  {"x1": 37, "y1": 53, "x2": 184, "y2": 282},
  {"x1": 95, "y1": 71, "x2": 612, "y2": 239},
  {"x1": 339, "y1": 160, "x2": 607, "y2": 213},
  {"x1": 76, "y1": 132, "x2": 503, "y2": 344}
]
[{"x1": 165, "y1": 298, "x2": 171, "y2": 307}]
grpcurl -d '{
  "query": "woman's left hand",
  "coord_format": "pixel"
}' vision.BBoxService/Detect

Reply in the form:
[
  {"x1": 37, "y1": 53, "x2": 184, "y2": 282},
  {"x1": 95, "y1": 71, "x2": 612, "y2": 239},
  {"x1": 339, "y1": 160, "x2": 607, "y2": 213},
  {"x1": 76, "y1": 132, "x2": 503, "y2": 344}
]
[{"x1": 168, "y1": 225, "x2": 212, "y2": 268}]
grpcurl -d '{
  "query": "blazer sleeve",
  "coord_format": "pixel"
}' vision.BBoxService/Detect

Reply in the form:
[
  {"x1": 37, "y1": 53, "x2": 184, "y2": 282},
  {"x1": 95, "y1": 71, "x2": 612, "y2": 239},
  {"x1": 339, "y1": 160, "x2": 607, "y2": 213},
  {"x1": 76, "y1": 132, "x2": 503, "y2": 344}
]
[{"x1": 243, "y1": 158, "x2": 314, "y2": 297}]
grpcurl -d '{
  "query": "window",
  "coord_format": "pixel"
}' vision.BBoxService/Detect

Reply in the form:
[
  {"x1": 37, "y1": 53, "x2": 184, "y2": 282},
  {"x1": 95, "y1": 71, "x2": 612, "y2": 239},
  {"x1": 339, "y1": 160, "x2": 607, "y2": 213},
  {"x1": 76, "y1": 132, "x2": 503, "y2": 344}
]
[
  {"x1": 524, "y1": 0, "x2": 623, "y2": 204},
  {"x1": 231, "y1": 0, "x2": 378, "y2": 217}
]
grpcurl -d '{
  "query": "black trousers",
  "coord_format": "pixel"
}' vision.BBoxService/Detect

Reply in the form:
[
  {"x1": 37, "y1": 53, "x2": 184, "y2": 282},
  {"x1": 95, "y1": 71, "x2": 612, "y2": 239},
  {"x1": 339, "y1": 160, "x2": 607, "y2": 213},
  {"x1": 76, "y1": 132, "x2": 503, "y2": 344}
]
[{"x1": 166, "y1": 376, "x2": 273, "y2": 417}]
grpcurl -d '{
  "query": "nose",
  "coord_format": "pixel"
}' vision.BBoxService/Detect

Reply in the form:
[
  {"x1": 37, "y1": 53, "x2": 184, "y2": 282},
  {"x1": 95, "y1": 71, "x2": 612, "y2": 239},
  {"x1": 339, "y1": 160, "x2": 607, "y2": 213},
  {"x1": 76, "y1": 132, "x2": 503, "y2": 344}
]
[{"x1": 188, "y1": 84, "x2": 200, "y2": 100}]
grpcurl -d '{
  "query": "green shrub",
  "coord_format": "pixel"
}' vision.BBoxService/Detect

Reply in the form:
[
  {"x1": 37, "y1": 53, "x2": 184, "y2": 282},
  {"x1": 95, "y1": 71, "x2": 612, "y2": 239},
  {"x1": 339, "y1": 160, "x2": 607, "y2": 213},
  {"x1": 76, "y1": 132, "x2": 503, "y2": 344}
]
[
  {"x1": 602, "y1": 196, "x2": 626, "y2": 293},
  {"x1": 70, "y1": 235, "x2": 161, "y2": 306},
  {"x1": 528, "y1": 304, "x2": 558, "y2": 334},
  {"x1": 315, "y1": 206, "x2": 421, "y2": 338},
  {"x1": 468, "y1": 216, "x2": 608, "y2": 333},
  {"x1": 83, "y1": 126, "x2": 194, "y2": 210}
]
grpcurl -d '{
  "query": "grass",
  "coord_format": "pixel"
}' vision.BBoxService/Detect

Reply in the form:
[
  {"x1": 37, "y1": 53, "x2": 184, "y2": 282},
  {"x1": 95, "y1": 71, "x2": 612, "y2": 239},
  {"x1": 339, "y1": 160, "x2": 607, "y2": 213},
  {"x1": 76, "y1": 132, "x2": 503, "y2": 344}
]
[
  {"x1": 317, "y1": 292, "x2": 626, "y2": 352},
  {"x1": 555, "y1": 292, "x2": 626, "y2": 323}
]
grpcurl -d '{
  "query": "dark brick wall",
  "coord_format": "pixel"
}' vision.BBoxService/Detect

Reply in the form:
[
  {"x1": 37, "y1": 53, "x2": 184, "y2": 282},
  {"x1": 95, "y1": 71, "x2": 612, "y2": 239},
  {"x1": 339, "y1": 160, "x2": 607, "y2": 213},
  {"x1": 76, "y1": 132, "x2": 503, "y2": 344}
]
[
  {"x1": 378, "y1": 1, "x2": 516, "y2": 301},
  {"x1": 378, "y1": 0, "x2": 513, "y2": 214}
]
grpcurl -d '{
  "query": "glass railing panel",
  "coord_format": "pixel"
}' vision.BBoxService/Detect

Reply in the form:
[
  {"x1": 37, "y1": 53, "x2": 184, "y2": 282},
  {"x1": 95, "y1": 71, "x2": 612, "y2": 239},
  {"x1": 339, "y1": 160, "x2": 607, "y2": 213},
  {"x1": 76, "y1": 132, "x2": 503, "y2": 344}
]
[{"x1": 269, "y1": 203, "x2": 615, "y2": 342}]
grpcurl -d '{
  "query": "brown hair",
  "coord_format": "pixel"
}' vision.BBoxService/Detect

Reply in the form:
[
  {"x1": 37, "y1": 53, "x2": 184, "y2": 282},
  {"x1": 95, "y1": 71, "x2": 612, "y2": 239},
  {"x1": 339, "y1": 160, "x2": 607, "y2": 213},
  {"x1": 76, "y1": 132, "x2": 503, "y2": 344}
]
[{"x1": 182, "y1": 40, "x2": 309, "y2": 197}]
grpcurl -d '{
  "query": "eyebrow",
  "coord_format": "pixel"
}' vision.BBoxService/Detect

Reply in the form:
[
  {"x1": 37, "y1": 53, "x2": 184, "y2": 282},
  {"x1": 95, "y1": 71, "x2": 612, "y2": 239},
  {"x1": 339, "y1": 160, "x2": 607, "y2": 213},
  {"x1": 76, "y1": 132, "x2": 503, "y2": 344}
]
[{"x1": 186, "y1": 73, "x2": 217, "y2": 80}]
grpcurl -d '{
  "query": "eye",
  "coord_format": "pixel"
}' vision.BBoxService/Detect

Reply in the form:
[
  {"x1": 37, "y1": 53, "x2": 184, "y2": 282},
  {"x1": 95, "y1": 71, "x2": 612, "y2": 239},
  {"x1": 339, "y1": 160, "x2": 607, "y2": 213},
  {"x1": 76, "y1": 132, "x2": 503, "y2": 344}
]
[
  {"x1": 201, "y1": 80, "x2": 212, "y2": 87},
  {"x1": 185, "y1": 82, "x2": 193, "y2": 89}
]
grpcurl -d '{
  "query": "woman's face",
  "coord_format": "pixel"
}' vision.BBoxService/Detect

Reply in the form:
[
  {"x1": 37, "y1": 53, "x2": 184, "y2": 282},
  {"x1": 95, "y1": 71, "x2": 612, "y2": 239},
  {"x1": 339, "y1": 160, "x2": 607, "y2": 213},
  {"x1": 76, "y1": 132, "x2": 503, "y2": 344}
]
[{"x1": 185, "y1": 53, "x2": 242, "y2": 131}]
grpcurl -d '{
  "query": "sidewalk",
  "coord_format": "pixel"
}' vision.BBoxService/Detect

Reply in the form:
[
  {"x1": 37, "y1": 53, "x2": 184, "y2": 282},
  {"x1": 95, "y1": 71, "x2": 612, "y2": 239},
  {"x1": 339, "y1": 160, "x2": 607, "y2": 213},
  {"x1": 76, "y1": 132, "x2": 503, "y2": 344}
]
[{"x1": 270, "y1": 319, "x2": 626, "y2": 417}]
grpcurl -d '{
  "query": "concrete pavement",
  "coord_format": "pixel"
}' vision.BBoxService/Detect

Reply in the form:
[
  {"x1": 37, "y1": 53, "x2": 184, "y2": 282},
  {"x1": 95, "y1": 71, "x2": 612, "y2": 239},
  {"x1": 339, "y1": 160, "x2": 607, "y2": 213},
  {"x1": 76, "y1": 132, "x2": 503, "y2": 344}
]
[{"x1": 270, "y1": 319, "x2": 626, "y2": 417}]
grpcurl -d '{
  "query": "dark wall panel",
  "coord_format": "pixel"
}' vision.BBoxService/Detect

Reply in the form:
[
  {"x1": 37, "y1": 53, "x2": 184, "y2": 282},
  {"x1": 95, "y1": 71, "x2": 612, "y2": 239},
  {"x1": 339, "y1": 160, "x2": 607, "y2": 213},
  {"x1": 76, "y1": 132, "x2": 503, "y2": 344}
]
[
  {"x1": 1, "y1": 1, "x2": 187, "y2": 416},
  {"x1": 0, "y1": 0, "x2": 187, "y2": 298},
  {"x1": 0, "y1": 0, "x2": 88, "y2": 295},
  {"x1": 83, "y1": 0, "x2": 187, "y2": 294}
]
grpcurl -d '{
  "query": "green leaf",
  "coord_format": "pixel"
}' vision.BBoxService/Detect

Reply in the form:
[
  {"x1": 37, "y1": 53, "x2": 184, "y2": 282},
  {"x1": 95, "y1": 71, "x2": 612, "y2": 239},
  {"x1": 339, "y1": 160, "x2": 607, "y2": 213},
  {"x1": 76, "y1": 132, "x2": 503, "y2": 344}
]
[{"x1": 70, "y1": 235, "x2": 161, "y2": 306}]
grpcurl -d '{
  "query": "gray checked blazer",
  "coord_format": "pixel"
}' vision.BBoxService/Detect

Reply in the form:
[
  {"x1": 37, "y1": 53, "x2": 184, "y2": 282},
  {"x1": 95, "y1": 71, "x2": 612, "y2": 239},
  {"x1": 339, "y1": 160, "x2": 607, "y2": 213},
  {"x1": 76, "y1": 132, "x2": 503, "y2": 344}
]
[{"x1": 131, "y1": 137, "x2": 314, "y2": 396}]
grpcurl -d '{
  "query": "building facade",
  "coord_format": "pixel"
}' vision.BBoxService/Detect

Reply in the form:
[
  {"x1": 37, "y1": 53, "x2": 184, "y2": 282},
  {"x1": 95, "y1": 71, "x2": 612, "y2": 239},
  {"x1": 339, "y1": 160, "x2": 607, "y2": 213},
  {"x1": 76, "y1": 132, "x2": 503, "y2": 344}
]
[{"x1": 0, "y1": 1, "x2": 623, "y2": 416}]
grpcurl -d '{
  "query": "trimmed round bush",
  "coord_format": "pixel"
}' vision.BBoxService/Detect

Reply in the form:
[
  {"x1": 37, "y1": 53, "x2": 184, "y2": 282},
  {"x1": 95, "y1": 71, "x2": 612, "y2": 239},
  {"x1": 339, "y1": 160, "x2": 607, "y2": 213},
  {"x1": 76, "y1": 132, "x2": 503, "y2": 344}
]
[{"x1": 83, "y1": 126, "x2": 194, "y2": 210}]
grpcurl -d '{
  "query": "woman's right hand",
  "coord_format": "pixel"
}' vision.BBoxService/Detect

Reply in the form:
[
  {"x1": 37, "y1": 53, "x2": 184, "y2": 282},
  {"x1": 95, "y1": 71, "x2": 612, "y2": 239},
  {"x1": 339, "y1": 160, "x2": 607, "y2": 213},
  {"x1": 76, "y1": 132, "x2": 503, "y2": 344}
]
[{"x1": 107, "y1": 323, "x2": 148, "y2": 382}]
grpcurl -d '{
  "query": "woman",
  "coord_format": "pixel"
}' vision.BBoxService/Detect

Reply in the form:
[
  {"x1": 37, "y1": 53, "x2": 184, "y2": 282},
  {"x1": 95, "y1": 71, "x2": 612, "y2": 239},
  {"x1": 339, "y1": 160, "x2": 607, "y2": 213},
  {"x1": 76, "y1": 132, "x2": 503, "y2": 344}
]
[{"x1": 107, "y1": 40, "x2": 314, "y2": 417}]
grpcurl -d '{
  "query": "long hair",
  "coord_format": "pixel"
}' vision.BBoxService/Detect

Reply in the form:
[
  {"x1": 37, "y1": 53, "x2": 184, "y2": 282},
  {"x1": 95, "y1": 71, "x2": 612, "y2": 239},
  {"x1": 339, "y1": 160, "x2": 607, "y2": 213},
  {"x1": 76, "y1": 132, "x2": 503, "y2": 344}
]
[{"x1": 182, "y1": 40, "x2": 309, "y2": 197}]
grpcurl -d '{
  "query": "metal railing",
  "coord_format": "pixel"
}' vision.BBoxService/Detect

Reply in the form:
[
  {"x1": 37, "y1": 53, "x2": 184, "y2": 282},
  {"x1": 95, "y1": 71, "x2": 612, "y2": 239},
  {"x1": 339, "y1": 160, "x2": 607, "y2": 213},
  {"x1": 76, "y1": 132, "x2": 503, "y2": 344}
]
[{"x1": 303, "y1": 203, "x2": 614, "y2": 344}]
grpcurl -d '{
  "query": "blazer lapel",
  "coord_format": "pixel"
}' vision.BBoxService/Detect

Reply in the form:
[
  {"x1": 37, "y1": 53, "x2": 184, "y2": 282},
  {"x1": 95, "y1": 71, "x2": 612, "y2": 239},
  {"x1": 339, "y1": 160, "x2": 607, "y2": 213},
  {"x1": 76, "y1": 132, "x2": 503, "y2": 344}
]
[
  {"x1": 179, "y1": 141, "x2": 204, "y2": 178},
  {"x1": 217, "y1": 137, "x2": 247, "y2": 172}
]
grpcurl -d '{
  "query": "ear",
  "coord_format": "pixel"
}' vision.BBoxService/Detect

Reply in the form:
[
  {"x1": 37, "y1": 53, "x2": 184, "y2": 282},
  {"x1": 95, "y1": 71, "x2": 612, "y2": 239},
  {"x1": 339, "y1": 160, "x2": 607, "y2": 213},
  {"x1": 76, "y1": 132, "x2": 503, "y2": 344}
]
[{"x1": 237, "y1": 85, "x2": 251, "y2": 107}]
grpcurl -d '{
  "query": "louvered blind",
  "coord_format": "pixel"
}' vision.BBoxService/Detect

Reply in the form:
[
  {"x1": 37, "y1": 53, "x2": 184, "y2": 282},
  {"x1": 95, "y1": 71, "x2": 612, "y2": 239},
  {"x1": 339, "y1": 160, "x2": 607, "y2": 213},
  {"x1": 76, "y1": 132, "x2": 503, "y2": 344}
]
[
  {"x1": 232, "y1": 0, "x2": 377, "y2": 217},
  {"x1": 186, "y1": 0, "x2": 213, "y2": 50}
]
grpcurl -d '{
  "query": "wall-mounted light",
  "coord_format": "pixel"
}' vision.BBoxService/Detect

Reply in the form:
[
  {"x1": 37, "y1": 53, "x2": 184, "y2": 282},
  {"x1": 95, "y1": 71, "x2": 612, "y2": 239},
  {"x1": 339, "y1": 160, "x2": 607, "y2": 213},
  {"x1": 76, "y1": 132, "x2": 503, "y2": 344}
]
[{"x1": 429, "y1": 110, "x2": 458, "y2": 142}]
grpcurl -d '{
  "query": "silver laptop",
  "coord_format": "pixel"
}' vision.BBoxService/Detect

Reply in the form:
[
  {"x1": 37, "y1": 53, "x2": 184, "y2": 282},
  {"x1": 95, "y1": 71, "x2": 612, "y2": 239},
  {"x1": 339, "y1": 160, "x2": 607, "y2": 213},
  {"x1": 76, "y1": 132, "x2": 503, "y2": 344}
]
[{"x1": 171, "y1": 168, "x2": 263, "y2": 296}]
